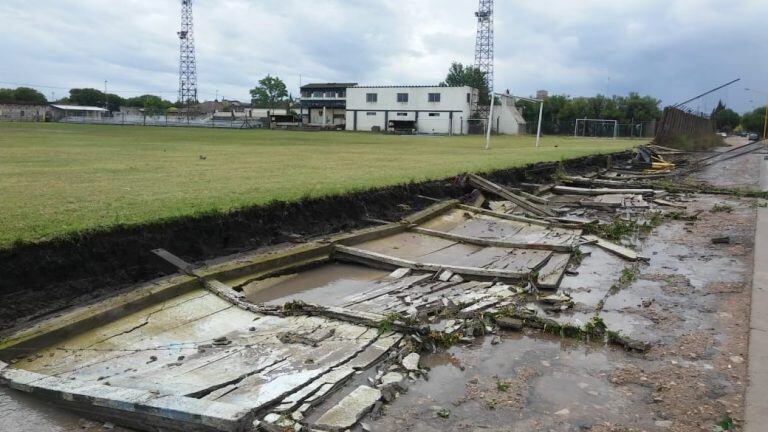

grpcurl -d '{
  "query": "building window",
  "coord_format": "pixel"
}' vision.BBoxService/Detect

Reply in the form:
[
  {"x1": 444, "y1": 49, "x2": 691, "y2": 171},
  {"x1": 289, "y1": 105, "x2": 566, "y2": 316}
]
[
  {"x1": 397, "y1": 93, "x2": 409, "y2": 103},
  {"x1": 467, "y1": 93, "x2": 471, "y2": 103},
  {"x1": 428, "y1": 93, "x2": 441, "y2": 103},
  {"x1": 19, "y1": 110, "x2": 24, "y2": 117},
  {"x1": 397, "y1": 112, "x2": 408, "y2": 117},
  {"x1": 312, "y1": 92, "x2": 322, "y2": 98},
  {"x1": 366, "y1": 112, "x2": 377, "y2": 116},
  {"x1": 428, "y1": 113, "x2": 440, "y2": 117},
  {"x1": 366, "y1": 93, "x2": 378, "y2": 103}
]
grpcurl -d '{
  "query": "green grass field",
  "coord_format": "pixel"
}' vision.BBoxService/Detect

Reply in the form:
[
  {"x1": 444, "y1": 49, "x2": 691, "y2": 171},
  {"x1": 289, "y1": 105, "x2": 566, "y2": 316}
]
[{"x1": 0, "y1": 123, "x2": 641, "y2": 246}]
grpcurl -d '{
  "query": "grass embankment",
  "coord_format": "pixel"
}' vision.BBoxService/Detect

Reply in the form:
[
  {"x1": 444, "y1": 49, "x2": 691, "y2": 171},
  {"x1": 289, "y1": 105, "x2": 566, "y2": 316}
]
[{"x1": 0, "y1": 123, "x2": 640, "y2": 246}]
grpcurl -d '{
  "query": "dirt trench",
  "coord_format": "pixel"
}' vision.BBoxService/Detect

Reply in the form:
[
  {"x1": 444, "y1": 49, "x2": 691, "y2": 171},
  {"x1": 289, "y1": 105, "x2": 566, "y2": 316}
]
[{"x1": 0, "y1": 152, "x2": 628, "y2": 332}]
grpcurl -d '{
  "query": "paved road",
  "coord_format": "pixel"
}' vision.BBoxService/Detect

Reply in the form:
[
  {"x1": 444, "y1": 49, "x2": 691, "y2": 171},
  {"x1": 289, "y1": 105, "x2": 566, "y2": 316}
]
[{"x1": 746, "y1": 146, "x2": 768, "y2": 432}]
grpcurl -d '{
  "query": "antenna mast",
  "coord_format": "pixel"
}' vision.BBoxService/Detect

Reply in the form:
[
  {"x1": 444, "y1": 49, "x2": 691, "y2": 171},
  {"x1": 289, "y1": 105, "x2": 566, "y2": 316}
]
[
  {"x1": 475, "y1": 0, "x2": 494, "y2": 116},
  {"x1": 178, "y1": 0, "x2": 198, "y2": 105}
]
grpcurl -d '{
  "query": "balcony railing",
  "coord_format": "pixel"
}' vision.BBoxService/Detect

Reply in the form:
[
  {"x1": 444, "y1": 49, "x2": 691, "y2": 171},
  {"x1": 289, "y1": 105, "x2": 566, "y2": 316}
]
[{"x1": 301, "y1": 95, "x2": 347, "y2": 100}]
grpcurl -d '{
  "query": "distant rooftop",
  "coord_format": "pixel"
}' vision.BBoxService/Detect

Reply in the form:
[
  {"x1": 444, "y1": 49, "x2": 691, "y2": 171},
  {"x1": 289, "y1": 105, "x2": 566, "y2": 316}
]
[
  {"x1": 51, "y1": 104, "x2": 108, "y2": 112},
  {"x1": 351, "y1": 85, "x2": 468, "y2": 89},
  {"x1": 301, "y1": 83, "x2": 357, "y2": 89}
]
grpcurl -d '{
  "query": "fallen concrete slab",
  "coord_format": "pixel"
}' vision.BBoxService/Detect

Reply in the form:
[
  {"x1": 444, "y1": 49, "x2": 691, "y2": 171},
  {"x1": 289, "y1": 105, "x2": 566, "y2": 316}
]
[{"x1": 314, "y1": 385, "x2": 382, "y2": 431}]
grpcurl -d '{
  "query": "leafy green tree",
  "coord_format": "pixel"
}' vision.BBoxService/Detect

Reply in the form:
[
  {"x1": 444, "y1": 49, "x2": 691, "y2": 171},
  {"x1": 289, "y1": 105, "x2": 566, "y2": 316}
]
[
  {"x1": 741, "y1": 107, "x2": 767, "y2": 134},
  {"x1": 64, "y1": 88, "x2": 124, "y2": 111},
  {"x1": 0, "y1": 87, "x2": 48, "y2": 104},
  {"x1": 442, "y1": 62, "x2": 490, "y2": 107},
  {"x1": 250, "y1": 75, "x2": 289, "y2": 110},
  {"x1": 711, "y1": 101, "x2": 740, "y2": 132},
  {"x1": 124, "y1": 94, "x2": 173, "y2": 115}
]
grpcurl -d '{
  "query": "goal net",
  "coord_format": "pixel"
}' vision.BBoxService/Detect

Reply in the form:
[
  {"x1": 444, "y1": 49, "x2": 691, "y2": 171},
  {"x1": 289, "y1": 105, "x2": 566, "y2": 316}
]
[{"x1": 574, "y1": 119, "x2": 618, "y2": 139}]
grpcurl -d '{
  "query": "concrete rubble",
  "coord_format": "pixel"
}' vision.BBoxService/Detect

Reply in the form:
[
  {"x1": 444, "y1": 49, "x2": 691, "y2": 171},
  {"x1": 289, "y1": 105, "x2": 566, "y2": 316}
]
[{"x1": 1, "y1": 140, "x2": 766, "y2": 431}]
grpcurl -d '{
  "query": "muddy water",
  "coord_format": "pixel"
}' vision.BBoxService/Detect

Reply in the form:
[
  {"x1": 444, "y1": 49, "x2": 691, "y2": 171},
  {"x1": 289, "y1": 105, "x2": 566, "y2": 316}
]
[
  {"x1": 0, "y1": 388, "x2": 130, "y2": 431},
  {"x1": 236, "y1": 263, "x2": 389, "y2": 305},
  {"x1": 368, "y1": 334, "x2": 658, "y2": 431}
]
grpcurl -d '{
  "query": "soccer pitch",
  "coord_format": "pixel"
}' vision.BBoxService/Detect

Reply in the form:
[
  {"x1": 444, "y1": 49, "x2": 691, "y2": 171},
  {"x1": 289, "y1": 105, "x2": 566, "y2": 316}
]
[{"x1": 0, "y1": 123, "x2": 639, "y2": 246}]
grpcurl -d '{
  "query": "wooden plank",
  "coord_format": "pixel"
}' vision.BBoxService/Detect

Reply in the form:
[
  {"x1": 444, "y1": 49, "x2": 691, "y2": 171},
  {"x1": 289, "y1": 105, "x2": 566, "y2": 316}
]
[
  {"x1": 653, "y1": 198, "x2": 687, "y2": 209},
  {"x1": 334, "y1": 245, "x2": 529, "y2": 280},
  {"x1": 581, "y1": 235, "x2": 646, "y2": 261},
  {"x1": 578, "y1": 199, "x2": 622, "y2": 209},
  {"x1": 152, "y1": 248, "x2": 196, "y2": 275},
  {"x1": 536, "y1": 253, "x2": 571, "y2": 289},
  {"x1": 466, "y1": 174, "x2": 556, "y2": 217},
  {"x1": 553, "y1": 185, "x2": 657, "y2": 196},
  {"x1": 561, "y1": 175, "x2": 652, "y2": 190},
  {"x1": 401, "y1": 200, "x2": 459, "y2": 225},
  {"x1": 410, "y1": 227, "x2": 574, "y2": 252},
  {"x1": 457, "y1": 204, "x2": 551, "y2": 227}
]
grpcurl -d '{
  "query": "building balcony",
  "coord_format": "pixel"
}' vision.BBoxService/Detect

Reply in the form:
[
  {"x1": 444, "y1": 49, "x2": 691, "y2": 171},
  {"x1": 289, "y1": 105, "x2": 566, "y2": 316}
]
[{"x1": 300, "y1": 95, "x2": 347, "y2": 101}]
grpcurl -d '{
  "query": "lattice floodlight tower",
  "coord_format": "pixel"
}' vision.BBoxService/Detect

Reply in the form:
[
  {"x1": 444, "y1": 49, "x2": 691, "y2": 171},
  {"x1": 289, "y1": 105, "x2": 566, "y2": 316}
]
[
  {"x1": 178, "y1": 0, "x2": 198, "y2": 105},
  {"x1": 475, "y1": 0, "x2": 494, "y2": 117}
]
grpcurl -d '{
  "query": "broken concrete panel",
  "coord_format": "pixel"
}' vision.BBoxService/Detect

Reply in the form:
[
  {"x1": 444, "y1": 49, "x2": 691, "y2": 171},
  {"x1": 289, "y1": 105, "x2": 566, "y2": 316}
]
[
  {"x1": 495, "y1": 317, "x2": 523, "y2": 331},
  {"x1": 379, "y1": 372, "x2": 406, "y2": 389},
  {"x1": 314, "y1": 385, "x2": 382, "y2": 431},
  {"x1": 537, "y1": 253, "x2": 572, "y2": 289},
  {"x1": 388, "y1": 268, "x2": 412, "y2": 279},
  {"x1": 438, "y1": 270, "x2": 454, "y2": 282},
  {"x1": 401, "y1": 353, "x2": 420, "y2": 371},
  {"x1": 2, "y1": 368, "x2": 254, "y2": 432}
]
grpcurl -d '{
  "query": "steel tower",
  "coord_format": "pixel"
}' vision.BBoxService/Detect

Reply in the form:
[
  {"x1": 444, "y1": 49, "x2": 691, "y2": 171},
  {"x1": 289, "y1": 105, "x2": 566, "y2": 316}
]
[
  {"x1": 178, "y1": 0, "x2": 198, "y2": 104},
  {"x1": 474, "y1": 0, "x2": 494, "y2": 113}
]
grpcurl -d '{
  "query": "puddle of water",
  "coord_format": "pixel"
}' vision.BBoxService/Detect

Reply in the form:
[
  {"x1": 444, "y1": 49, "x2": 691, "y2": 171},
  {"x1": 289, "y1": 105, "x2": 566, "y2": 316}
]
[
  {"x1": 238, "y1": 263, "x2": 389, "y2": 305},
  {"x1": 368, "y1": 334, "x2": 657, "y2": 431},
  {"x1": 602, "y1": 279, "x2": 665, "y2": 311},
  {"x1": 355, "y1": 232, "x2": 458, "y2": 260},
  {"x1": 561, "y1": 246, "x2": 625, "y2": 309},
  {"x1": 0, "y1": 388, "x2": 132, "y2": 431},
  {"x1": 644, "y1": 224, "x2": 746, "y2": 290}
]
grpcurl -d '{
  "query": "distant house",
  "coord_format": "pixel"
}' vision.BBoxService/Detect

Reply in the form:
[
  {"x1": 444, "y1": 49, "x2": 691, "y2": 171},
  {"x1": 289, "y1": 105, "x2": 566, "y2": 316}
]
[
  {"x1": 345, "y1": 85, "x2": 477, "y2": 135},
  {"x1": 300, "y1": 83, "x2": 357, "y2": 127},
  {"x1": 197, "y1": 100, "x2": 225, "y2": 115},
  {"x1": 0, "y1": 101, "x2": 50, "y2": 122},
  {"x1": 494, "y1": 96, "x2": 527, "y2": 135},
  {"x1": 50, "y1": 104, "x2": 108, "y2": 121}
]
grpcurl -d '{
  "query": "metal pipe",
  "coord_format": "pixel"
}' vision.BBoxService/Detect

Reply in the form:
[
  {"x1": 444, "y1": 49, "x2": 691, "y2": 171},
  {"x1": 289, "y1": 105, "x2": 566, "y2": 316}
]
[{"x1": 536, "y1": 100, "x2": 544, "y2": 148}]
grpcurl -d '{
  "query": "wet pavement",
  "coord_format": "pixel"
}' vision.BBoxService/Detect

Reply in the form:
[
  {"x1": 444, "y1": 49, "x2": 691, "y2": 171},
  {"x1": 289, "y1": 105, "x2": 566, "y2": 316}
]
[
  {"x1": 369, "y1": 335, "x2": 657, "y2": 432},
  {"x1": 0, "y1": 389, "x2": 131, "y2": 432},
  {"x1": 365, "y1": 182, "x2": 758, "y2": 431}
]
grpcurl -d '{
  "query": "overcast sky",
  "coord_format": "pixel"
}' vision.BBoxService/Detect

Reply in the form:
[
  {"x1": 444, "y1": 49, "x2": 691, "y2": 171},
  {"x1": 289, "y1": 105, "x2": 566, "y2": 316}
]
[{"x1": 1, "y1": 0, "x2": 766, "y2": 113}]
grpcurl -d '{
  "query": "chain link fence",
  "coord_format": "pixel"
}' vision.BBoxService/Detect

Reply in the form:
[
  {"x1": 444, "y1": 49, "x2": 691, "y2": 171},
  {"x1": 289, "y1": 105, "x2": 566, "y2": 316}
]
[{"x1": 57, "y1": 113, "x2": 266, "y2": 129}]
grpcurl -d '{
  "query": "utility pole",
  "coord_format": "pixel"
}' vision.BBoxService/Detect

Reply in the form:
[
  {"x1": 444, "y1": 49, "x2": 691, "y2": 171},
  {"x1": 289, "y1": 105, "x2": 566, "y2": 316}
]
[{"x1": 104, "y1": 80, "x2": 108, "y2": 111}]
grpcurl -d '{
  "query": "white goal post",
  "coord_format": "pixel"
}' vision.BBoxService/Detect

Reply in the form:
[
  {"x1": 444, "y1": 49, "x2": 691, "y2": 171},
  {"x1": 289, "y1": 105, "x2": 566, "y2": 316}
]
[{"x1": 574, "y1": 118, "x2": 618, "y2": 140}]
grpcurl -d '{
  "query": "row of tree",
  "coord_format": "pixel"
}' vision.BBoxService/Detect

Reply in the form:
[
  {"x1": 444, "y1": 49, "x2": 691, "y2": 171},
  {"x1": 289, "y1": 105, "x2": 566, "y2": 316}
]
[
  {"x1": 0, "y1": 86, "x2": 176, "y2": 114},
  {"x1": 2, "y1": 73, "x2": 766, "y2": 133},
  {"x1": 0, "y1": 87, "x2": 48, "y2": 104}
]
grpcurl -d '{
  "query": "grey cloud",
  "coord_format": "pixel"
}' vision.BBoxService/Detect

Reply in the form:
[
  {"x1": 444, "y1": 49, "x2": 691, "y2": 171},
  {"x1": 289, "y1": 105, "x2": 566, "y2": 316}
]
[{"x1": 0, "y1": 0, "x2": 763, "y2": 112}]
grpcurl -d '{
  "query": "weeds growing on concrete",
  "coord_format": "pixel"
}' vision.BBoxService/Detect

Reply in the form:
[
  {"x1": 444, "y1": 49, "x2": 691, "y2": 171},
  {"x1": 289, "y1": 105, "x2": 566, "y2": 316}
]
[
  {"x1": 711, "y1": 203, "x2": 734, "y2": 213},
  {"x1": 584, "y1": 218, "x2": 637, "y2": 242}
]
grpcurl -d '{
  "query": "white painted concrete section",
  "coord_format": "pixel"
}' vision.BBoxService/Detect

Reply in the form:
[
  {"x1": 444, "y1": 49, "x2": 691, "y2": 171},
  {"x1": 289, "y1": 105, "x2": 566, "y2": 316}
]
[{"x1": 746, "y1": 152, "x2": 768, "y2": 432}]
